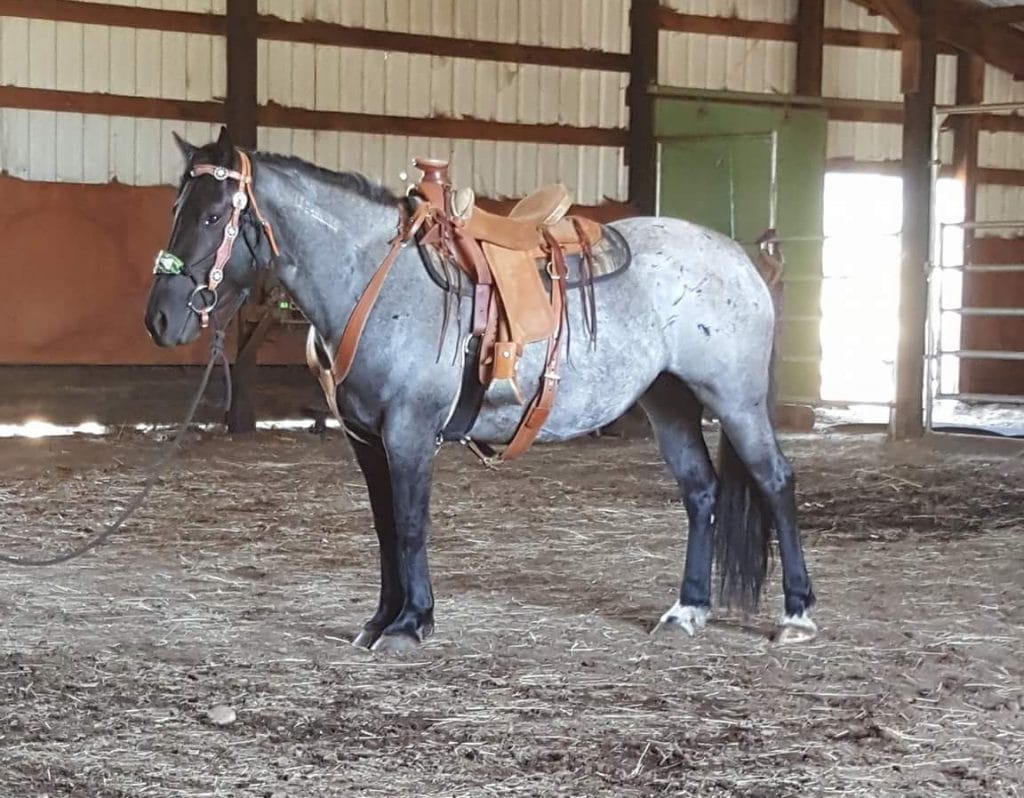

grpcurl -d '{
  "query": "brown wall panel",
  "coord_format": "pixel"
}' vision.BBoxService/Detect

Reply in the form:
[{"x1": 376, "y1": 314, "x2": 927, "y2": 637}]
[
  {"x1": 959, "y1": 236, "x2": 1024, "y2": 396},
  {"x1": 0, "y1": 175, "x2": 305, "y2": 365}
]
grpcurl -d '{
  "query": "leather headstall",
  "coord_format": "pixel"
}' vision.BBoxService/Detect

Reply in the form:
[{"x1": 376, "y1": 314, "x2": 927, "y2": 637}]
[{"x1": 155, "y1": 149, "x2": 280, "y2": 329}]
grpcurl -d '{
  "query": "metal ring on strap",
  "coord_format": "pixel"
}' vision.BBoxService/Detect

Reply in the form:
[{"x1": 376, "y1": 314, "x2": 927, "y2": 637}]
[{"x1": 188, "y1": 285, "x2": 219, "y2": 315}]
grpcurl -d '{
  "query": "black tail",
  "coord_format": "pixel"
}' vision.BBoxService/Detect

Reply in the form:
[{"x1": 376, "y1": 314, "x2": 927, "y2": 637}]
[
  {"x1": 712, "y1": 230, "x2": 785, "y2": 612},
  {"x1": 713, "y1": 433, "x2": 772, "y2": 611}
]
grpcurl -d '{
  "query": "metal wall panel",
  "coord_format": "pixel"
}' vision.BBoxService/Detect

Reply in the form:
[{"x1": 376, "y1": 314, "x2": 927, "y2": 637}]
[
  {"x1": 661, "y1": 0, "x2": 797, "y2": 22},
  {"x1": 0, "y1": 109, "x2": 221, "y2": 184},
  {"x1": 256, "y1": 128, "x2": 626, "y2": 204},
  {"x1": 824, "y1": 0, "x2": 895, "y2": 32},
  {"x1": 0, "y1": 2, "x2": 628, "y2": 202},
  {"x1": 258, "y1": 0, "x2": 629, "y2": 52},
  {"x1": 977, "y1": 186, "x2": 1024, "y2": 226},
  {"x1": 659, "y1": 33, "x2": 795, "y2": 94}
]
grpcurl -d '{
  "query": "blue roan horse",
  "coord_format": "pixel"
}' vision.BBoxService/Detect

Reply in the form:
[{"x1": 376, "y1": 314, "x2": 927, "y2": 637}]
[{"x1": 144, "y1": 128, "x2": 816, "y2": 652}]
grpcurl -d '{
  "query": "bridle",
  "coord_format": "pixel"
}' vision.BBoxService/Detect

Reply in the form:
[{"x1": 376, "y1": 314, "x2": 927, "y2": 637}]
[{"x1": 153, "y1": 149, "x2": 280, "y2": 328}]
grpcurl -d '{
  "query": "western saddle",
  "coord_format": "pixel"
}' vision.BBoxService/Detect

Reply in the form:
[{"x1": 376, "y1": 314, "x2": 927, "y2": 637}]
[
  {"x1": 308, "y1": 157, "x2": 603, "y2": 463},
  {"x1": 409, "y1": 158, "x2": 603, "y2": 462}
]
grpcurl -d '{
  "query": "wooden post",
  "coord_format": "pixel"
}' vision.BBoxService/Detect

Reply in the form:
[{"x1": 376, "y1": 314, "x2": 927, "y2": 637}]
[
  {"x1": 224, "y1": 0, "x2": 260, "y2": 434},
  {"x1": 795, "y1": 0, "x2": 824, "y2": 97},
  {"x1": 953, "y1": 53, "x2": 984, "y2": 234},
  {"x1": 891, "y1": 0, "x2": 935, "y2": 440},
  {"x1": 627, "y1": 0, "x2": 659, "y2": 216}
]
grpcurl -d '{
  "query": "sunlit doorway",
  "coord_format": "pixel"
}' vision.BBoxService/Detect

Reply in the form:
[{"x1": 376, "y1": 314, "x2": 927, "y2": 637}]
[{"x1": 820, "y1": 172, "x2": 964, "y2": 407}]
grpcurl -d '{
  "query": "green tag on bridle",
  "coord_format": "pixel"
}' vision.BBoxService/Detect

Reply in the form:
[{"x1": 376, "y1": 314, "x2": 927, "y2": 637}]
[{"x1": 154, "y1": 250, "x2": 184, "y2": 275}]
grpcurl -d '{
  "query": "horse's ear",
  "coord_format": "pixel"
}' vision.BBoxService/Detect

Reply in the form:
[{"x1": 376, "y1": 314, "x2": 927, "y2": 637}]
[
  {"x1": 216, "y1": 125, "x2": 234, "y2": 159},
  {"x1": 172, "y1": 131, "x2": 196, "y2": 161}
]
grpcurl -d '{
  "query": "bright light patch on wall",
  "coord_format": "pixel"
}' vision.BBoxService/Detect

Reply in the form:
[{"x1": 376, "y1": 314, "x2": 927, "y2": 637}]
[{"x1": 820, "y1": 172, "x2": 964, "y2": 404}]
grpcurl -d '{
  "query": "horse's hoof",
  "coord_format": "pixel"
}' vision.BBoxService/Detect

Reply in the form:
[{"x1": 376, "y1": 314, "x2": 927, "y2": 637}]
[
  {"x1": 371, "y1": 632, "x2": 421, "y2": 653},
  {"x1": 775, "y1": 612, "x2": 818, "y2": 645},
  {"x1": 351, "y1": 629, "x2": 380, "y2": 650},
  {"x1": 651, "y1": 601, "x2": 709, "y2": 637}
]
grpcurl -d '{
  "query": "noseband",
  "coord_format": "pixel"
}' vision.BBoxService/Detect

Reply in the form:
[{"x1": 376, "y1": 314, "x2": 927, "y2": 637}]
[{"x1": 154, "y1": 149, "x2": 280, "y2": 328}]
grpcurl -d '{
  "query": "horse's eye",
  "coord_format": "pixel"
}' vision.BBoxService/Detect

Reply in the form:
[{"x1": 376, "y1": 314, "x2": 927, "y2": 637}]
[{"x1": 205, "y1": 213, "x2": 221, "y2": 226}]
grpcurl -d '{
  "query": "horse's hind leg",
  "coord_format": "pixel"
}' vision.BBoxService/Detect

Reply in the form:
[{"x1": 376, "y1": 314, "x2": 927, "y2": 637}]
[
  {"x1": 640, "y1": 374, "x2": 717, "y2": 637},
  {"x1": 716, "y1": 405, "x2": 817, "y2": 643}
]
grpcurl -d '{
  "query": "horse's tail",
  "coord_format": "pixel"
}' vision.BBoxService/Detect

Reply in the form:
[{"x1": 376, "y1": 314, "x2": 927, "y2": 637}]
[{"x1": 712, "y1": 229, "x2": 783, "y2": 611}]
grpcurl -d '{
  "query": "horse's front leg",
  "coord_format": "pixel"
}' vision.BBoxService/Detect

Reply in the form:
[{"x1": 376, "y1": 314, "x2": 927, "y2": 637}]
[
  {"x1": 347, "y1": 432, "x2": 404, "y2": 650},
  {"x1": 370, "y1": 426, "x2": 437, "y2": 653}
]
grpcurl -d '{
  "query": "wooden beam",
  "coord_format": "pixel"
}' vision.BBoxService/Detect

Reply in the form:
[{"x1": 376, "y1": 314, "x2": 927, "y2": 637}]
[
  {"x1": 954, "y1": 53, "x2": 986, "y2": 232},
  {"x1": 852, "y1": 0, "x2": 1024, "y2": 78},
  {"x1": 796, "y1": 0, "x2": 825, "y2": 96},
  {"x1": 224, "y1": 0, "x2": 260, "y2": 435},
  {"x1": 258, "y1": 16, "x2": 629, "y2": 72},
  {"x1": 0, "y1": 86, "x2": 623, "y2": 147},
  {"x1": 258, "y1": 103, "x2": 626, "y2": 148},
  {"x1": 0, "y1": 85, "x2": 222, "y2": 123},
  {"x1": 628, "y1": 0, "x2": 659, "y2": 216},
  {"x1": 225, "y1": 0, "x2": 257, "y2": 148},
  {"x1": 0, "y1": 0, "x2": 222, "y2": 34},
  {"x1": 866, "y1": 0, "x2": 918, "y2": 34},
  {"x1": 892, "y1": 0, "x2": 936, "y2": 441},
  {"x1": 655, "y1": 7, "x2": 955, "y2": 52},
  {"x1": 978, "y1": 5, "x2": 1024, "y2": 25}
]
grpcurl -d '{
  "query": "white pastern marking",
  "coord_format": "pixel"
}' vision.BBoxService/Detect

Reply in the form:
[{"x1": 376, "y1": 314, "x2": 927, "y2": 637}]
[
  {"x1": 775, "y1": 611, "x2": 818, "y2": 644},
  {"x1": 652, "y1": 601, "x2": 709, "y2": 637}
]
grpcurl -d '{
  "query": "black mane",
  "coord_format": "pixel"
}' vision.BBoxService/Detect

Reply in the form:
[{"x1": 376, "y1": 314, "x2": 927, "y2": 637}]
[{"x1": 257, "y1": 152, "x2": 400, "y2": 207}]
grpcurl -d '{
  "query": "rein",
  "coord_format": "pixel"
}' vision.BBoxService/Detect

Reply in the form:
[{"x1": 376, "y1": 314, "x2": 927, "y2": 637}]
[{"x1": 0, "y1": 296, "x2": 249, "y2": 567}]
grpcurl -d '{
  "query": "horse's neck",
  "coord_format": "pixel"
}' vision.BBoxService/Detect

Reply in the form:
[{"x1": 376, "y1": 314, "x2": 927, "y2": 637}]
[{"x1": 252, "y1": 159, "x2": 402, "y2": 344}]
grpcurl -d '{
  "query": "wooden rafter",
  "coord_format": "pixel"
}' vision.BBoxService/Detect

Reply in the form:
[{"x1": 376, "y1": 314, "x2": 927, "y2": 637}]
[
  {"x1": 851, "y1": 0, "x2": 1024, "y2": 79},
  {"x1": 978, "y1": 5, "x2": 1024, "y2": 25}
]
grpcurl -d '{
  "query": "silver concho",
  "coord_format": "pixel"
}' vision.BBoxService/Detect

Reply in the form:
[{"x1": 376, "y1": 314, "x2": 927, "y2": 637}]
[
  {"x1": 225, "y1": 224, "x2": 238, "y2": 239},
  {"x1": 213, "y1": 166, "x2": 229, "y2": 181},
  {"x1": 232, "y1": 191, "x2": 248, "y2": 210}
]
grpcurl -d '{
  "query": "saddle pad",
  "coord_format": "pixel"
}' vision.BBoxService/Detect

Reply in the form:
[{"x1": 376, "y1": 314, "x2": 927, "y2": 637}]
[{"x1": 418, "y1": 224, "x2": 631, "y2": 294}]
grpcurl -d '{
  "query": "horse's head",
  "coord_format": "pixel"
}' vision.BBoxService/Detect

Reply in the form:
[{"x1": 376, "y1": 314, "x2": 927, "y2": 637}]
[{"x1": 144, "y1": 126, "x2": 267, "y2": 346}]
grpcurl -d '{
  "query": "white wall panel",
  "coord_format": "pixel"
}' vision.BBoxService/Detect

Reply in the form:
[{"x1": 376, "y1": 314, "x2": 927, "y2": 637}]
[
  {"x1": 659, "y1": 34, "x2": 795, "y2": 93},
  {"x1": 87, "y1": 0, "x2": 226, "y2": 11},
  {"x1": 661, "y1": 0, "x2": 796, "y2": 22},
  {"x1": 823, "y1": 46, "x2": 900, "y2": 102},
  {"x1": 824, "y1": 0, "x2": 896, "y2": 32},
  {"x1": 256, "y1": 127, "x2": 625, "y2": 205},
  {"x1": 258, "y1": 0, "x2": 629, "y2": 52},
  {"x1": 0, "y1": 109, "x2": 220, "y2": 185},
  {"x1": 257, "y1": 44, "x2": 625, "y2": 127},
  {"x1": 979, "y1": 132, "x2": 1024, "y2": 170},
  {"x1": 826, "y1": 121, "x2": 900, "y2": 162},
  {"x1": 977, "y1": 185, "x2": 1024, "y2": 224},
  {"x1": 0, "y1": 19, "x2": 223, "y2": 101}
]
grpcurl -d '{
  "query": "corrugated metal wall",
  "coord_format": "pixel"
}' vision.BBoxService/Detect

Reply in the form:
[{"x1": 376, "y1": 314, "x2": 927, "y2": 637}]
[
  {"x1": 0, "y1": 0, "x2": 629, "y2": 204},
  {"x1": 3, "y1": 0, "x2": 1024, "y2": 215}
]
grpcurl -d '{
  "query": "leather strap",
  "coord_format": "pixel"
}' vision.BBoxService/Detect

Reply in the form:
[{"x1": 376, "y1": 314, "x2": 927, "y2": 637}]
[
  {"x1": 330, "y1": 202, "x2": 429, "y2": 385},
  {"x1": 496, "y1": 231, "x2": 568, "y2": 461},
  {"x1": 189, "y1": 150, "x2": 281, "y2": 327}
]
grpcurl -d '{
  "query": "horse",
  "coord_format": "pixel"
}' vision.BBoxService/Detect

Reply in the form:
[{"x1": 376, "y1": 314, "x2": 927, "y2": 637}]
[{"x1": 144, "y1": 127, "x2": 817, "y2": 653}]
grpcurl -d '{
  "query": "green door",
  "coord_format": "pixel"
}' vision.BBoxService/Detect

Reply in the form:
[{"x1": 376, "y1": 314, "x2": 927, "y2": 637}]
[
  {"x1": 655, "y1": 93, "x2": 826, "y2": 404},
  {"x1": 659, "y1": 133, "x2": 777, "y2": 243}
]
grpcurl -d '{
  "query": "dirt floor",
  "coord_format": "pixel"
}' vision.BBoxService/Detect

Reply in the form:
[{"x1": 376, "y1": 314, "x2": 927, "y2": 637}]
[{"x1": 0, "y1": 426, "x2": 1022, "y2": 797}]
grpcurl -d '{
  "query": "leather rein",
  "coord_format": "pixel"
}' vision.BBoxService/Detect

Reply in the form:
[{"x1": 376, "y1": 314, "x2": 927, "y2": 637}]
[{"x1": 154, "y1": 150, "x2": 280, "y2": 328}]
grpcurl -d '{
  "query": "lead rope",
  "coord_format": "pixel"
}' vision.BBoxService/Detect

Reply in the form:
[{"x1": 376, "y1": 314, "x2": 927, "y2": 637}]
[{"x1": 0, "y1": 294, "x2": 247, "y2": 567}]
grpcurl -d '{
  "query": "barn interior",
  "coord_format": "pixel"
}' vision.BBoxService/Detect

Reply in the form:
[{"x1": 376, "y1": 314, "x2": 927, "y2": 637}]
[{"x1": 1, "y1": 1, "x2": 1022, "y2": 795}]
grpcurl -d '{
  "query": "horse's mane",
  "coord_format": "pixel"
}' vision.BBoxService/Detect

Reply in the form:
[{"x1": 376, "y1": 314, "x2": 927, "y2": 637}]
[{"x1": 256, "y1": 152, "x2": 400, "y2": 207}]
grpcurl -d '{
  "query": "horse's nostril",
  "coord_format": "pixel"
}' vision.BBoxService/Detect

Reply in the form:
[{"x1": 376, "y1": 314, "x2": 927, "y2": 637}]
[{"x1": 148, "y1": 309, "x2": 170, "y2": 340}]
